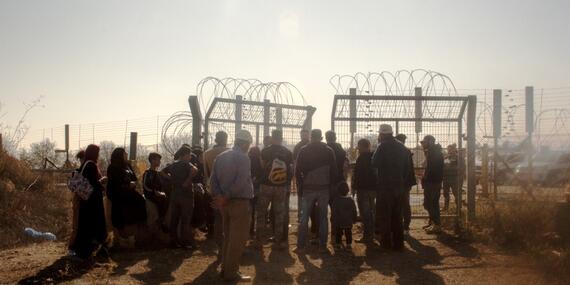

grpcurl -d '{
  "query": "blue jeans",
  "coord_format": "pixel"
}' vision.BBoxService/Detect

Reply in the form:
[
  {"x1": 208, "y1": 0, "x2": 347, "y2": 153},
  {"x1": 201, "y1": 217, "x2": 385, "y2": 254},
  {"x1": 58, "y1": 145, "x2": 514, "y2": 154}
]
[
  {"x1": 356, "y1": 189, "x2": 376, "y2": 238},
  {"x1": 297, "y1": 189, "x2": 330, "y2": 248}
]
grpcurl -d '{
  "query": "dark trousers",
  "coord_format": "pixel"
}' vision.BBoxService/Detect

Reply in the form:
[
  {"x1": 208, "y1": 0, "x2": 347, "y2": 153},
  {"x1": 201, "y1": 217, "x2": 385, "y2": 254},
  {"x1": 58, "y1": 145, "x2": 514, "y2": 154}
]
[
  {"x1": 334, "y1": 227, "x2": 353, "y2": 244},
  {"x1": 402, "y1": 189, "x2": 411, "y2": 230},
  {"x1": 169, "y1": 194, "x2": 194, "y2": 245},
  {"x1": 378, "y1": 191, "x2": 404, "y2": 249},
  {"x1": 250, "y1": 196, "x2": 257, "y2": 236},
  {"x1": 282, "y1": 190, "x2": 290, "y2": 241},
  {"x1": 310, "y1": 201, "x2": 319, "y2": 237},
  {"x1": 423, "y1": 182, "x2": 442, "y2": 225},
  {"x1": 443, "y1": 179, "x2": 462, "y2": 209}
]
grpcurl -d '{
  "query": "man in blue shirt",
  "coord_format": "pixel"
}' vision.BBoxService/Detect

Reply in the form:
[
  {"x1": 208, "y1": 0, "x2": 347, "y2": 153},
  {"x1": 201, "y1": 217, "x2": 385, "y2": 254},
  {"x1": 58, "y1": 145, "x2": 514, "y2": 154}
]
[{"x1": 210, "y1": 129, "x2": 254, "y2": 282}]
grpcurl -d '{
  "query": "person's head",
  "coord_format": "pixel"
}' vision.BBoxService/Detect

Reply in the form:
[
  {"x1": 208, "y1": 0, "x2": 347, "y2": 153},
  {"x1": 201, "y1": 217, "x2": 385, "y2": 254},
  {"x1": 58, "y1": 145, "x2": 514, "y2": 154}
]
[
  {"x1": 338, "y1": 181, "x2": 350, "y2": 196},
  {"x1": 271, "y1": 129, "x2": 283, "y2": 145},
  {"x1": 310, "y1": 129, "x2": 323, "y2": 143},
  {"x1": 395, "y1": 134, "x2": 407, "y2": 144},
  {"x1": 174, "y1": 145, "x2": 192, "y2": 162},
  {"x1": 192, "y1": 146, "x2": 204, "y2": 162},
  {"x1": 110, "y1": 147, "x2": 128, "y2": 167},
  {"x1": 248, "y1": 146, "x2": 261, "y2": 158},
  {"x1": 84, "y1": 145, "x2": 100, "y2": 163},
  {"x1": 357, "y1": 138, "x2": 371, "y2": 154},
  {"x1": 421, "y1": 135, "x2": 436, "y2": 150},
  {"x1": 76, "y1": 150, "x2": 86, "y2": 164},
  {"x1": 447, "y1": 143, "x2": 458, "y2": 156},
  {"x1": 378, "y1": 124, "x2": 394, "y2": 142},
  {"x1": 325, "y1": 130, "x2": 337, "y2": 143},
  {"x1": 263, "y1": 135, "x2": 272, "y2": 148},
  {"x1": 300, "y1": 129, "x2": 310, "y2": 141},
  {"x1": 148, "y1": 152, "x2": 162, "y2": 168},
  {"x1": 215, "y1": 131, "x2": 228, "y2": 147},
  {"x1": 235, "y1": 130, "x2": 253, "y2": 152}
]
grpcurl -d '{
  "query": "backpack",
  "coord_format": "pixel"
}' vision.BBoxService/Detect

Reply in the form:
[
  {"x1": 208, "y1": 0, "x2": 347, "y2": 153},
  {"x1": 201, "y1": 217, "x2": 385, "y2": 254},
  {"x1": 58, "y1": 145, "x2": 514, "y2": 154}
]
[
  {"x1": 268, "y1": 156, "x2": 288, "y2": 185},
  {"x1": 68, "y1": 161, "x2": 95, "y2": 200}
]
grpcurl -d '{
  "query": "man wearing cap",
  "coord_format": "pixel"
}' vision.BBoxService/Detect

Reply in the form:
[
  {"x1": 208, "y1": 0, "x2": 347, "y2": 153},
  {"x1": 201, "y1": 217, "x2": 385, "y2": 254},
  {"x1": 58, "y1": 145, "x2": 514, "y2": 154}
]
[
  {"x1": 210, "y1": 130, "x2": 254, "y2": 282},
  {"x1": 295, "y1": 129, "x2": 338, "y2": 253},
  {"x1": 421, "y1": 135, "x2": 444, "y2": 234},
  {"x1": 371, "y1": 124, "x2": 413, "y2": 250}
]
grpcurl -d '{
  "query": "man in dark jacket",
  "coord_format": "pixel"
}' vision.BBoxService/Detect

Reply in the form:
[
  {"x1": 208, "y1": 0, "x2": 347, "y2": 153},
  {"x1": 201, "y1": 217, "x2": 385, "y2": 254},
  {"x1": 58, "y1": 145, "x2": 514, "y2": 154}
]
[
  {"x1": 352, "y1": 138, "x2": 377, "y2": 243},
  {"x1": 371, "y1": 124, "x2": 412, "y2": 250},
  {"x1": 421, "y1": 135, "x2": 444, "y2": 234},
  {"x1": 326, "y1": 131, "x2": 347, "y2": 189},
  {"x1": 395, "y1": 134, "x2": 417, "y2": 236},
  {"x1": 295, "y1": 129, "x2": 338, "y2": 253}
]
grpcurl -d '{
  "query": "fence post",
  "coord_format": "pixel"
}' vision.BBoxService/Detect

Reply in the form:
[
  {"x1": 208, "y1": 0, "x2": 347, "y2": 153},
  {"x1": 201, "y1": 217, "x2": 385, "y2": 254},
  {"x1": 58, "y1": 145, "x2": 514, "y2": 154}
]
[
  {"x1": 467, "y1": 95, "x2": 477, "y2": 221},
  {"x1": 188, "y1": 96, "x2": 202, "y2": 147},
  {"x1": 235, "y1": 95, "x2": 243, "y2": 136},
  {"x1": 493, "y1": 89, "x2": 502, "y2": 200},
  {"x1": 525, "y1": 86, "x2": 534, "y2": 191},
  {"x1": 349, "y1": 88, "x2": 357, "y2": 149},
  {"x1": 481, "y1": 144, "x2": 489, "y2": 197},
  {"x1": 129, "y1": 132, "x2": 138, "y2": 161},
  {"x1": 304, "y1": 106, "x2": 316, "y2": 130},
  {"x1": 276, "y1": 107, "x2": 283, "y2": 130},
  {"x1": 65, "y1": 124, "x2": 70, "y2": 163},
  {"x1": 263, "y1": 99, "x2": 270, "y2": 138},
  {"x1": 0, "y1": 133, "x2": 3, "y2": 151},
  {"x1": 414, "y1": 87, "x2": 423, "y2": 134}
]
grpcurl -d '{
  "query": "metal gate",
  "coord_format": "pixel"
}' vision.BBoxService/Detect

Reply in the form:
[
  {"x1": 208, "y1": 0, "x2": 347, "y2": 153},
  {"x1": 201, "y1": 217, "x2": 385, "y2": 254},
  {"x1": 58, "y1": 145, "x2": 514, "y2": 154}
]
[
  {"x1": 204, "y1": 95, "x2": 316, "y2": 149},
  {"x1": 331, "y1": 85, "x2": 477, "y2": 221}
]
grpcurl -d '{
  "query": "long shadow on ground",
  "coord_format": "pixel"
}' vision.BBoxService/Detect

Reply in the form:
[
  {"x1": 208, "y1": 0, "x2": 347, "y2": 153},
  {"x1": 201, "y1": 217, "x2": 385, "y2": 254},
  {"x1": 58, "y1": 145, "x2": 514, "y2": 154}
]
[{"x1": 17, "y1": 256, "x2": 94, "y2": 284}]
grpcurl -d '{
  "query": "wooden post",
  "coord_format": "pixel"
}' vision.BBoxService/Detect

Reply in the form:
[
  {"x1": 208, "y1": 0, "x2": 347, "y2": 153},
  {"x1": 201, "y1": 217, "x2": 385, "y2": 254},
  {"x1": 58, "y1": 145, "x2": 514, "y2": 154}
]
[{"x1": 0, "y1": 133, "x2": 3, "y2": 151}]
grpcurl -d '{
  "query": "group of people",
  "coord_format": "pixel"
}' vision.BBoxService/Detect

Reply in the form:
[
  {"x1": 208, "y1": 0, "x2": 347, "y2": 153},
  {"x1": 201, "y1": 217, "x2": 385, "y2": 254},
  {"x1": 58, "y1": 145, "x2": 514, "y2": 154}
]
[{"x1": 67, "y1": 123, "x2": 463, "y2": 282}]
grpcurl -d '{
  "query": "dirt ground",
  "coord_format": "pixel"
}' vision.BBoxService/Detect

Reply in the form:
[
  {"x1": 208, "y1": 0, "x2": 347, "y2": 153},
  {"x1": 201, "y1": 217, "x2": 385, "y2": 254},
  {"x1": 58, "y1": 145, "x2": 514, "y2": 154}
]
[{"x1": 0, "y1": 219, "x2": 561, "y2": 285}]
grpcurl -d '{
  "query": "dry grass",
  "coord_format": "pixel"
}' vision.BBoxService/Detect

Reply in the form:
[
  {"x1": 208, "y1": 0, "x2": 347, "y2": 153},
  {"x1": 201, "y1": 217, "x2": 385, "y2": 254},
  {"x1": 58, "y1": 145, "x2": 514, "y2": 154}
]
[
  {"x1": 0, "y1": 150, "x2": 72, "y2": 249},
  {"x1": 471, "y1": 195, "x2": 570, "y2": 281}
]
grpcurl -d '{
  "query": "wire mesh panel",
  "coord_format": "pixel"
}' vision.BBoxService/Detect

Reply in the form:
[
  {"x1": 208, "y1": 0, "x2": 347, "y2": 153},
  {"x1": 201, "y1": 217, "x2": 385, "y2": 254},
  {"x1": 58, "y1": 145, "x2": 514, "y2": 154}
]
[
  {"x1": 332, "y1": 90, "x2": 470, "y2": 218},
  {"x1": 205, "y1": 97, "x2": 316, "y2": 149}
]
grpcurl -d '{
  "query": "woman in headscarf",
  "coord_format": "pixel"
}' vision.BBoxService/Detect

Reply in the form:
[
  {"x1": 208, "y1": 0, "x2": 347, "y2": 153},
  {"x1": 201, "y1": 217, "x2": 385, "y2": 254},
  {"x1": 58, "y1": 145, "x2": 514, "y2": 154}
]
[
  {"x1": 71, "y1": 144, "x2": 108, "y2": 259},
  {"x1": 106, "y1": 148, "x2": 147, "y2": 236}
]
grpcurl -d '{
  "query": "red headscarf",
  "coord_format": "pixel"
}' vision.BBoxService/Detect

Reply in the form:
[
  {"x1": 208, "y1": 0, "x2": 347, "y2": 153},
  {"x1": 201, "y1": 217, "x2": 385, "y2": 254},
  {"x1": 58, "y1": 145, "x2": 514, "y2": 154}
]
[{"x1": 84, "y1": 144, "x2": 102, "y2": 179}]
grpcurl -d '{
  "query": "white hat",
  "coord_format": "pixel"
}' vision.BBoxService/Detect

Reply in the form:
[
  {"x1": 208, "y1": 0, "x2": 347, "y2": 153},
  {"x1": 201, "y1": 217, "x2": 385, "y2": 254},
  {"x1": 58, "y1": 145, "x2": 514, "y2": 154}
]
[
  {"x1": 235, "y1": 129, "x2": 253, "y2": 143},
  {"x1": 379, "y1": 124, "x2": 393, "y2": 134}
]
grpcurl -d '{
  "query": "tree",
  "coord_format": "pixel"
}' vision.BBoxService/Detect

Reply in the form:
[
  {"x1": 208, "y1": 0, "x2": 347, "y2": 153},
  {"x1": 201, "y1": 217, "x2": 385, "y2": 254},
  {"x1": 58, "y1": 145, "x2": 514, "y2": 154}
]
[
  {"x1": 21, "y1": 139, "x2": 63, "y2": 169},
  {"x1": 0, "y1": 97, "x2": 44, "y2": 155},
  {"x1": 98, "y1": 140, "x2": 116, "y2": 171}
]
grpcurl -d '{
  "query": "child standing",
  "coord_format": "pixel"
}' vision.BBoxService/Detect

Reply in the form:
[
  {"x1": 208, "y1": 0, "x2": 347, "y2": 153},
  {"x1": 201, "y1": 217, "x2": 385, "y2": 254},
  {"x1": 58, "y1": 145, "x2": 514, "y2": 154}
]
[{"x1": 331, "y1": 182, "x2": 357, "y2": 250}]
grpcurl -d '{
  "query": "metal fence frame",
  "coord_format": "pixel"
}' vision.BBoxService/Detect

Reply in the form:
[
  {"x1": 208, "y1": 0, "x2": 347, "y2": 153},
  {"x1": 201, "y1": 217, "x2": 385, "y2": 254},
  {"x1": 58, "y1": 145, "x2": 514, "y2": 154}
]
[
  {"x1": 203, "y1": 95, "x2": 316, "y2": 149},
  {"x1": 331, "y1": 88, "x2": 477, "y2": 222}
]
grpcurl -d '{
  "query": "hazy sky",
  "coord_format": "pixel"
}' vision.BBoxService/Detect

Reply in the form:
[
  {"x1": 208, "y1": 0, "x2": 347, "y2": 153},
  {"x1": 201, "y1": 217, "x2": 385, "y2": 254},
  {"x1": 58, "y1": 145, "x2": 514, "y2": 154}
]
[{"x1": 1, "y1": 0, "x2": 569, "y2": 146}]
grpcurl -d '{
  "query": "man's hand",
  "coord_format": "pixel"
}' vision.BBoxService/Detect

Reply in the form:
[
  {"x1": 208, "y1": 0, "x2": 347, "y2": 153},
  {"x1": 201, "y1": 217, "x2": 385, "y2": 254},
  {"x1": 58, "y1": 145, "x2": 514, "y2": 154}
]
[
  {"x1": 99, "y1": 176, "x2": 108, "y2": 184},
  {"x1": 211, "y1": 195, "x2": 229, "y2": 209}
]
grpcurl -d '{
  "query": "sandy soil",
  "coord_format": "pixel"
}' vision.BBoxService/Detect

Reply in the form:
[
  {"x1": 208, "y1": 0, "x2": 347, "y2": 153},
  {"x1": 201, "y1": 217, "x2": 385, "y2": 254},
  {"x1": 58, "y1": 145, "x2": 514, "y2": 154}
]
[{"x1": 0, "y1": 219, "x2": 560, "y2": 285}]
